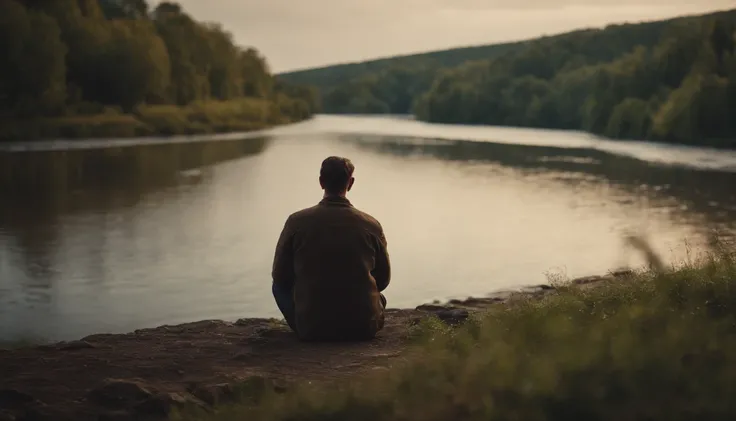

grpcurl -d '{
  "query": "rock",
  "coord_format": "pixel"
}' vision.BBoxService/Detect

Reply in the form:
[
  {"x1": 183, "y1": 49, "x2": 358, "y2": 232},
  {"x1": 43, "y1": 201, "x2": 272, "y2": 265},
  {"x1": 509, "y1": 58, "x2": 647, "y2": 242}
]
[
  {"x1": 235, "y1": 317, "x2": 278, "y2": 327},
  {"x1": 178, "y1": 320, "x2": 229, "y2": 331},
  {"x1": 457, "y1": 297, "x2": 504, "y2": 308},
  {"x1": 415, "y1": 304, "x2": 452, "y2": 312},
  {"x1": 572, "y1": 275, "x2": 607, "y2": 285},
  {"x1": 87, "y1": 380, "x2": 153, "y2": 409},
  {"x1": 134, "y1": 392, "x2": 206, "y2": 419},
  {"x1": 0, "y1": 411, "x2": 15, "y2": 421},
  {"x1": 415, "y1": 305, "x2": 470, "y2": 325},
  {"x1": 434, "y1": 309, "x2": 470, "y2": 326},
  {"x1": 611, "y1": 269, "x2": 635, "y2": 278},
  {"x1": 252, "y1": 327, "x2": 291, "y2": 339},
  {"x1": 188, "y1": 383, "x2": 235, "y2": 406},
  {"x1": 58, "y1": 340, "x2": 95, "y2": 351},
  {"x1": 234, "y1": 318, "x2": 253, "y2": 327}
]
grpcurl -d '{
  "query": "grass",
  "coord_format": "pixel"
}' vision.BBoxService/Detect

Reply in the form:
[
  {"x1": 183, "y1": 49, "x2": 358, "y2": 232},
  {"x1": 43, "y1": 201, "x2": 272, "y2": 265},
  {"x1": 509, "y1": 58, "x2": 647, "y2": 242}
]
[
  {"x1": 0, "y1": 98, "x2": 304, "y2": 142},
  {"x1": 176, "y1": 241, "x2": 736, "y2": 421}
]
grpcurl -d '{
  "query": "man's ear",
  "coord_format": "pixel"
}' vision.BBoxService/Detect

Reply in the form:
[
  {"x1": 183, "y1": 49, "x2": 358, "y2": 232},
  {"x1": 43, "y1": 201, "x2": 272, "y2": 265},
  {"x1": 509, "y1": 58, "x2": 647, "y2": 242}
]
[
  {"x1": 319, "y1": 176, "x2": 325, "y2": 190},
  {"x1": 347, "y1": 177, "x2": 355, "y2": 191}
]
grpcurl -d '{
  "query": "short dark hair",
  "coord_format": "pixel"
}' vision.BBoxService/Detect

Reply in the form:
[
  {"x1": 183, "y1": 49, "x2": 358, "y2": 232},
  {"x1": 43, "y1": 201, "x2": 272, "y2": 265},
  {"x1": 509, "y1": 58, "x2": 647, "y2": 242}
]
[{"x1": 320, "y1": 156, "x2": 354, "y2": 193}]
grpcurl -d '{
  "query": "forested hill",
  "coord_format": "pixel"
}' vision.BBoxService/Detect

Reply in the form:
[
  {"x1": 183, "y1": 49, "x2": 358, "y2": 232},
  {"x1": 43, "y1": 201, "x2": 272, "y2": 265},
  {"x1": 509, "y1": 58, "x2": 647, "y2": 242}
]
[
  {"x1": 279, "y1": 41, "x2": 525, "y2": 90},
  {"x1": 276, "y1": 12, "x2": 680, "y2": 114},
  {"x1": 279, "y1": 9, "x2": 736, "y2": 148},
  {"x1": 415, "y1": 9, "x2": 736, "y2": 148},
  {"x1": 0, "y1": 0, "x2": 317, "y2": 141},
  {"x1": 277, "y1": 40, "x2": 528, "y2": 115}
]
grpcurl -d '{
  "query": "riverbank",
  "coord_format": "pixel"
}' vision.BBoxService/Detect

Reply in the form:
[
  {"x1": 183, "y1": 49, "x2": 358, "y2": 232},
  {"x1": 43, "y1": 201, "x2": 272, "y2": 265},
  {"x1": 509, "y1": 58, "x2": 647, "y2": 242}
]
[
  {"x1": 0, "y1": 98, "x2": 310, "y2": 143},
  {"x1": 1, "y1": 260, "x2": 719, "y2": 421}
]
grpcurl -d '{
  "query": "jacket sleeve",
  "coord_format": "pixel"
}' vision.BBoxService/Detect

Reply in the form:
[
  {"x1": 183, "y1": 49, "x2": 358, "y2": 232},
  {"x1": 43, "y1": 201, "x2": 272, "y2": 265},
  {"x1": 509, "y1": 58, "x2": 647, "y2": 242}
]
[
  {"x1": 272, "y1": 216, "x2": 295, "y2": 290},
  {"x1": 372, "y1": 226, "x2": 391, "y2": 292}
]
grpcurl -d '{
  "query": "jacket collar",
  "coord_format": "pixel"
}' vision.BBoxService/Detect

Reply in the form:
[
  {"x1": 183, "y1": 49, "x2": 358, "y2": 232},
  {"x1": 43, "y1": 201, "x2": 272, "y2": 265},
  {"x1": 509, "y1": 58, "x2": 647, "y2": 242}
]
[{"x1": 319, "y1": 195, "x2": 353, "y2": 207}]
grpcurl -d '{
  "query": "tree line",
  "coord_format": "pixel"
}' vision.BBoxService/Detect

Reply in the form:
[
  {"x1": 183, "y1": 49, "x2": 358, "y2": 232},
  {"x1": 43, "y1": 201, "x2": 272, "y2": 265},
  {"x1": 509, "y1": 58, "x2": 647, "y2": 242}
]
[
  {"x1": 280, "y1": 41, "x2": 523, "y2": 115},
  {"x1": 281, "y1": 9, "x2": 736, "y2": 148},
  {"x1": 0, "y1": 0, "x2": 318, "y2": 138},
  {"x1": 416, "y1": 10, "x2": 736, "y2": 147}
]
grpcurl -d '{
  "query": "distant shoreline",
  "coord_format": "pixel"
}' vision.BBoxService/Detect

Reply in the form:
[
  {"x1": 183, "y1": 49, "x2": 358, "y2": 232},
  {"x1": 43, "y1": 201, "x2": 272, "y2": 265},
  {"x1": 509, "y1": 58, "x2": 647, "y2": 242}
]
[
  {"x1": 0, "y1": 119, "x2": 303, "y2": 153},
  {"x1": 0, "y1": 99, "x2": 312, "y2": 145}
]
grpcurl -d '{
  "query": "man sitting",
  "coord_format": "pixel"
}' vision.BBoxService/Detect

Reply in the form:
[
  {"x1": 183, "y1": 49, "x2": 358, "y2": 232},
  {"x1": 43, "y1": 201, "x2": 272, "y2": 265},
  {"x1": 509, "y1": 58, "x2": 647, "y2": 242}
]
[{"x1": 271, "y1": 156, "x2": 391, "y2": 341}]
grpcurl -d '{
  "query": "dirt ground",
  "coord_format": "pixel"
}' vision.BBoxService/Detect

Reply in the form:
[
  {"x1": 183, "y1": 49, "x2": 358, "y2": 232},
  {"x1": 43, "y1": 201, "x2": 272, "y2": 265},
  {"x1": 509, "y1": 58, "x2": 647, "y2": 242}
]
[
  {"x1": 0, "y1": 307, "x2": 451, "y2": 421},
  {"x1": 0, "y1": 278, "x2": 618, "y2": 421}
]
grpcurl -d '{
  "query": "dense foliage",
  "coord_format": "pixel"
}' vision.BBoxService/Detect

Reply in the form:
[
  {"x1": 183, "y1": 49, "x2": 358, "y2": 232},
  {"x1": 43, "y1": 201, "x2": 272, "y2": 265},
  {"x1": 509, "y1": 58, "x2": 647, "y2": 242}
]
[
  {"x1": 183, "y1": 246, "x2": 736, "y2": 421},
  {"x1": 416, "y1": 10, "x2": 736, "y2": 147},
  {"x1": 279, "y1": 41, "x2": 524, "y2": 91},
  {"x1": 0, "y1": 0, "x2": 317, "y2": 140},
  {"x1": 279, "y1": 42, "x2": 523, "y2": 114},
  {"x1": 281, "y1": 9, "x2": 736, "y2": 147}
]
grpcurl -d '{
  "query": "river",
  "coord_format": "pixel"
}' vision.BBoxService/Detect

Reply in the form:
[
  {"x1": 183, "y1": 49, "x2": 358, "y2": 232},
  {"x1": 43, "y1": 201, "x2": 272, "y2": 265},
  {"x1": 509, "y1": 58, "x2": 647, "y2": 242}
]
[{"x1": 1, "y1": 115, "x2": 735, "y2": 343}]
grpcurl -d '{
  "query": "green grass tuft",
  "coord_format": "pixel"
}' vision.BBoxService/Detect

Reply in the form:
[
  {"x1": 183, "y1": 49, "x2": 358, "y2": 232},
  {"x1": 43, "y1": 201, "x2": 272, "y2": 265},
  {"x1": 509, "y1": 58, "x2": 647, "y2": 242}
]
[{"x1": 181, "y1": 244, "x2": 736, "y2": 421}]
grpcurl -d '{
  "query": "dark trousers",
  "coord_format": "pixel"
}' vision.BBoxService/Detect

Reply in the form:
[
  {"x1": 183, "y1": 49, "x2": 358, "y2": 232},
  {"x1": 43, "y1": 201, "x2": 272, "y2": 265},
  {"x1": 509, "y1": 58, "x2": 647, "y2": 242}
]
[{"x1": 272, "y1": 283, "x2": 386, "y2": 333}]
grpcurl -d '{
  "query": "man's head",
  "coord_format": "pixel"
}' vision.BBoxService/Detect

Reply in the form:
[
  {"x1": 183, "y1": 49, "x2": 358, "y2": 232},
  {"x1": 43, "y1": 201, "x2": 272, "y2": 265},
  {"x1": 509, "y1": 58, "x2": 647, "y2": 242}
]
[{"x1": 319, "y1": 156, "x2": 355, "y2": 196}]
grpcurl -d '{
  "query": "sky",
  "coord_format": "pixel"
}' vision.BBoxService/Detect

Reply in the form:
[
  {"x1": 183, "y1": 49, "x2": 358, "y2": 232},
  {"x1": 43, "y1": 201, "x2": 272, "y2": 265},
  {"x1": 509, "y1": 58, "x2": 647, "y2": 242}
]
[{"x1": 157, "y1": 0, "x2": 734, "y2": 73}]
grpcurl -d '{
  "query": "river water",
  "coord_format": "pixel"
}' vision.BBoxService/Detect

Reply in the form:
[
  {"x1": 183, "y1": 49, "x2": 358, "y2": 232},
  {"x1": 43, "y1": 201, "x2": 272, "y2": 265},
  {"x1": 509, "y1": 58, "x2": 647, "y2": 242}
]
[{"x1": 1, "y1": 115, "x2": 735, "y2": 342}]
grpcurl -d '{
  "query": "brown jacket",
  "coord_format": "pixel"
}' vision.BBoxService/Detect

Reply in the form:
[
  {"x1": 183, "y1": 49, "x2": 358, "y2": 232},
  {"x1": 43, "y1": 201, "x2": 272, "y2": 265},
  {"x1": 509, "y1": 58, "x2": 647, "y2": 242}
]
[{"x1": 272, "y1": 196, "x2": 391, "y2": 341}]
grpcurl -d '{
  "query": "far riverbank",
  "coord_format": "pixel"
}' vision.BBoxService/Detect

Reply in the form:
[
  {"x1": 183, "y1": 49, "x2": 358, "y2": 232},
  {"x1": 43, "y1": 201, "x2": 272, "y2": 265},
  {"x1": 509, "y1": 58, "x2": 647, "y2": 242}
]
[{"x1": 0, "y1": 98, "x2": 311, "y2": 143}]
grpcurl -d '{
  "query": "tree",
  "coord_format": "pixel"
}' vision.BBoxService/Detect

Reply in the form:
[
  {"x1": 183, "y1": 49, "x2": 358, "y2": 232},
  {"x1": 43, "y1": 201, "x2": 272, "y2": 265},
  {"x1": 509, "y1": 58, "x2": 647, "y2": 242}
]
[
  {"x1": 0, "y1": 0, "x2": 316, "y2": 127},
  {"x1": 0, "y1": 1, "x2": 67, "y2": 117},
  {"x1": 605, "y1": 98, "x2": 652, "y2": 139},
  {"x1": 99, "y1": 0, "x2": 149, "y2": 19},
  {"x1": 92, "y1": 20, "x2": 171, "y2": 109}
]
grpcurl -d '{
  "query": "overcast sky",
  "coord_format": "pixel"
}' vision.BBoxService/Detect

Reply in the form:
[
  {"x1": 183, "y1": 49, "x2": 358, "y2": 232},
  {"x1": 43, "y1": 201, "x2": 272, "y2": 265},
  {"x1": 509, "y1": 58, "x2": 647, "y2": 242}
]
[{"x1": 158, "y1": 0, "x2": 734, "y2": 73}]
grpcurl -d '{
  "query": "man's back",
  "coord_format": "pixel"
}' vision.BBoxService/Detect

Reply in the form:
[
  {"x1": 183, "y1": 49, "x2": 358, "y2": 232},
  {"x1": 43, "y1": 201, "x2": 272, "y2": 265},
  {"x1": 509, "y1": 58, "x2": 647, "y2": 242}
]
[{"x1": 272, "y1": 196, "x2": 391, "y2": 341}]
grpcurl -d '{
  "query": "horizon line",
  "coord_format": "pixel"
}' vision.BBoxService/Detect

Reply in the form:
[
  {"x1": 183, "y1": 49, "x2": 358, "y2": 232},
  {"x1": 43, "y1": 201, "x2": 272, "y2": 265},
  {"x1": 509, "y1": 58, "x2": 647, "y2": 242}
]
[{"x1": 276, "y1": 6, "x2": 734, "y2": 75}]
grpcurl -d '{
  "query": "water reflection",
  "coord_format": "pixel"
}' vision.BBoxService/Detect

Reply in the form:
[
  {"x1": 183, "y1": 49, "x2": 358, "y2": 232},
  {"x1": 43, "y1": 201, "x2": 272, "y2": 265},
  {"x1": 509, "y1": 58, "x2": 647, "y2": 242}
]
[
  {"x1": 343, "y1": 135, "x2": 736, "y2": 238},
  {"x1": 0, "y1": 136, "x2": 271, "y2": 341},
  {"x1": 2, "y1": 120, "x2": 736, "y2": 343}
]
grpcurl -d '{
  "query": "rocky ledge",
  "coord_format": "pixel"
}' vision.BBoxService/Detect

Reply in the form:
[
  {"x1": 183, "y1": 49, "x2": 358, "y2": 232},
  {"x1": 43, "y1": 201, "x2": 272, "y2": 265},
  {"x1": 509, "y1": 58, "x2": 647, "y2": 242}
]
[{"x1": 0, "y1": 271, "x2": 633, "y2": 421}]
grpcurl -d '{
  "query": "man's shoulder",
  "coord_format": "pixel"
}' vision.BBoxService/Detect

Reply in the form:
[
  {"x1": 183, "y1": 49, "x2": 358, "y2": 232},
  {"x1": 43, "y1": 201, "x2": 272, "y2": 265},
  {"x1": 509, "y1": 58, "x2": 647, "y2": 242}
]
[
  {"x1": 350, "y1": 206, "x2": 384, "y2": 232},
  {"x1": 285, "y1": 202, "x2": 383, "y2": 233},
  {"x1": 286, "y1": 205, "x2": 320, "y2": 222}
]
